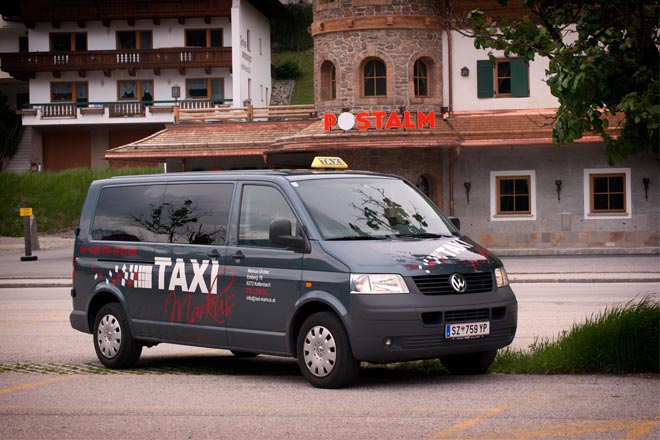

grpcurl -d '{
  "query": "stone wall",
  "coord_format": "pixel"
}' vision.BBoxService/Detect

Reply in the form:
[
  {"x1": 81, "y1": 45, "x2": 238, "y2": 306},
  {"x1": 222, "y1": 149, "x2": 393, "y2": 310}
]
[{"x1": 313, "y1": 0, "x2": 444, "y2": 115}]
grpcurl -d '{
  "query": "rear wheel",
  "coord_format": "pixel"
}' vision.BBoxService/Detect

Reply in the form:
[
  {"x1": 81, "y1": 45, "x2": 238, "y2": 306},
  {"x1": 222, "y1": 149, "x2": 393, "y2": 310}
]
[
  {"x1": 297, "y1": 312, "x2": 359, "y2": 389},
  {"x1": 93, "y1": 303, "x2": 142, "y2": 369},
  {"x1": 440, "y1": 350, "x2": 497, "y2": 375}
]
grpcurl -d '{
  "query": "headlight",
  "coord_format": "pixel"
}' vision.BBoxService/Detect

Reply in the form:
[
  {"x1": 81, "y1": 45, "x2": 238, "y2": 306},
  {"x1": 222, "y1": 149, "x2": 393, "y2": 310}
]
[
  {"x1": 350, "y1": 274, "x2": 410, "y2": 294},
  {"x1": 495, "y1": 267, "x2": 509, "y2": 288}
]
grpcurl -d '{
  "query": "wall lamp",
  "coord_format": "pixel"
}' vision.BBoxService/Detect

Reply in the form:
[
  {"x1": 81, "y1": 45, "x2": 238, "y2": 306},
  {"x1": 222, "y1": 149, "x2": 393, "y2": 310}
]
[
  {"x1": 555, "y1": 179, "x2": 562, "y2": 202},
  {"x1": 460, "y1": 66, "x2": 470, "y2": 77},
  {"x1": 464, "y1": 181, "x2": 471, "y2": 204},
  {"x1": 643, "y1": 177, "x2": 650, "y2": 200},
  {"x1": 171, "y1": 85, "x2": 181, "y2": 102}
]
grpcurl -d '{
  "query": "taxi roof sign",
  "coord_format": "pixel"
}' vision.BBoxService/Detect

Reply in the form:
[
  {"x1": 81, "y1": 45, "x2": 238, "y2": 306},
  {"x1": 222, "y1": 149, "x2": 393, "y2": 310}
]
[{"x1": 311, "y1": 156, "x2": 348, "y2": 169}]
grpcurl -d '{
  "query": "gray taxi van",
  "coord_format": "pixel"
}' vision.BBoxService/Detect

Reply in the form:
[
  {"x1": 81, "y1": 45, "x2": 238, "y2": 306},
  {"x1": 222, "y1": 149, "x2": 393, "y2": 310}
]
[{"x1": 70, "y1": 158, "x2": 517, "y2": 388}]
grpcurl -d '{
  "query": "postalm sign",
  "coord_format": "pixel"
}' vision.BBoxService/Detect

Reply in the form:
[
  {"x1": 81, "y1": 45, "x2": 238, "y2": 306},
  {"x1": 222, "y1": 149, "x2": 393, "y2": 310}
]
[{"x1": 323, "y1": 111, "x2": 436, "y2": 131}]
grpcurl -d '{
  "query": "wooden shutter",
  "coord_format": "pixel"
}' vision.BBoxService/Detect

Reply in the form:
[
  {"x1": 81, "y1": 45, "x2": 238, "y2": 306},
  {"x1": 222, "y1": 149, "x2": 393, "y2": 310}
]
[
  {"x1": 477, "y1": 60, "x2": 494, "y2": 98},
  {"x1": 510, "y1": 58, "x2": 529, "y2": 97}
]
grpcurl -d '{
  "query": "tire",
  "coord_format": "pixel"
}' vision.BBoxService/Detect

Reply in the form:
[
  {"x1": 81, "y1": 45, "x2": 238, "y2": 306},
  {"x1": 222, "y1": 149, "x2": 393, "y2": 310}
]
[
  {"x1": 93, "y1": 303, "x2": 142, "y2": 369},
  {"x1": 440, "y1": 350, "x2": 497, "y2": 375},
  {"x1": 230, "y1": 350, "x2": 259, "y2": 358},
  {"x1": 296, "y1": 312, "x2": 359, "y2": 389}
]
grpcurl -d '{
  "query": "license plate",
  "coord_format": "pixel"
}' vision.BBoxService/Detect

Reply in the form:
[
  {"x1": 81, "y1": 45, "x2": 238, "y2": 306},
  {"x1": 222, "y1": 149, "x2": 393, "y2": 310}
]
[{"x1": 445, "y1": 321, "x2": 490, "y2": 339}]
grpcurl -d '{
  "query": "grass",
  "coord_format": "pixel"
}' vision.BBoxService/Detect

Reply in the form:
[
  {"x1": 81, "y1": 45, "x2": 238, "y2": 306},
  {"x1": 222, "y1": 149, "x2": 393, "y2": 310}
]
[
  {"x1": 388, "y1": 297, "x2": 659, "y2": 375},
  {"x1": 493, "y1": 297, "x2": 659, "y2": 374},
  {"x1": 0, "y1": 167, "x2": 162, "y2": 236},
  {"x1": 272, "y1": 48, "x2": 314, "y2": 104}
]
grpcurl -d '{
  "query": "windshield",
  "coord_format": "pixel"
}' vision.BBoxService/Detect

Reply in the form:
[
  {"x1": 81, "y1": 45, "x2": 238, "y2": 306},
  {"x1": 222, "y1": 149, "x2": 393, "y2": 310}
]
[{"x1": 292, "y1": 176, "x2": 455, "y2": 240}]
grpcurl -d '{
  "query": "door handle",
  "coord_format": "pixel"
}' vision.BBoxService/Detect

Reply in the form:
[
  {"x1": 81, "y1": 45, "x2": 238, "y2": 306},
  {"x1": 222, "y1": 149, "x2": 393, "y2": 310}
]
[
  {"x1": 231, "y1": 250, "x2": 245, "y2": 262},
  {"x1": 207, "y1": 249, "x2": 221, "y2": 259}
]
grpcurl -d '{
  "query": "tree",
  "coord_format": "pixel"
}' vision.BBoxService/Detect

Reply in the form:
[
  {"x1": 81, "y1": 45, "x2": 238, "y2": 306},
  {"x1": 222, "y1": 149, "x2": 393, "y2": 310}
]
[{"x1": 458, "y1": 0, "x2": 659, "y2": 164}]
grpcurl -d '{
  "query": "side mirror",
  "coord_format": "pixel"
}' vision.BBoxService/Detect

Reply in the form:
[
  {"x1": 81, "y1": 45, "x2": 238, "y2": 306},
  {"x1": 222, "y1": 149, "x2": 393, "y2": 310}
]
[
  {"x1": 269, "y1": 219, "x2": 309, "y2": 252},
  {"x1": 449, "y1": 216, "x2": 461, "y2": 231}
]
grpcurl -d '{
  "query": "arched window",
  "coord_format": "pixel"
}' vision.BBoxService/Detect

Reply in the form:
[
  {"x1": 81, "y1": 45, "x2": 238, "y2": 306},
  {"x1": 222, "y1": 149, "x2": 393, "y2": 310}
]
[
  {"x1": 414, "y1": 59, "x2": 429, "y2": 97},
  {"x1": 416, "y1": 175, "x2": 431, "y2": 197},
  {"x1": 363, "y1": 58, "x2": 386, "y2": 97},
  {"x1": 320, "y1": 61, "x2": 336, "y2": 101}
]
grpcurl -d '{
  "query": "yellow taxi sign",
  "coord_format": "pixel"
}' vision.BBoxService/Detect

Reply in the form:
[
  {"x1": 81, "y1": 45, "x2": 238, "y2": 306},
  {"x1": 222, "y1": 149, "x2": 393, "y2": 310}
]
[
  {"x1": 19, "y1": 208, "x2": 33, "y2": 217},
  {"x1": 311, "y1": 156, "x2": 348, "y2": 169}
]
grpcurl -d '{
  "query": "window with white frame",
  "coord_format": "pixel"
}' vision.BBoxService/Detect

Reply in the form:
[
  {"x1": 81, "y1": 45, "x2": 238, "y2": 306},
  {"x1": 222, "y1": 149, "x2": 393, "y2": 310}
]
[
  {"x1": 490, "y1": 170, "x2": 536, "y2": 221},
  {"x1": 583, "y1": 168, "x2": 631, "y2": 218}
]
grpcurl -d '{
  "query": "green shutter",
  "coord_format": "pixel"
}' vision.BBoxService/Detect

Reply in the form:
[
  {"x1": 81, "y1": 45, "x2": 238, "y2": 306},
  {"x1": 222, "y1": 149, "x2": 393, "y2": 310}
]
[
  {"x1": 477, "y1": 60, "x2": 494, "y2": 98},
  {"x1": 510, "y1": 58, "x2": 529, "y2": 97}
]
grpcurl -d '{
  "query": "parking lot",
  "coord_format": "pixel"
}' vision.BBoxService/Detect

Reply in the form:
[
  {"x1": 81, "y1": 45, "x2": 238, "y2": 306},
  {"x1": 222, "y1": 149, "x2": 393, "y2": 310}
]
[{"x1": 0, "y1": 277, "x2": 658, "y2": 439}]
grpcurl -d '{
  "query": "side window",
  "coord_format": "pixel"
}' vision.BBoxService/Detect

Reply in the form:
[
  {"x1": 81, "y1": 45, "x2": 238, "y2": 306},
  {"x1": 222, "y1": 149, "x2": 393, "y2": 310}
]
[
  {"x1": 320, "y1": 60, "x2": 336, "y2": 101},
  {"x1": 413, "y1": 59, "x2": 429, "y2": 97},
  {"x1": 92, "y1": 185, "x2": 166, "y2": 242},
  {"x1": 239, "y1": 185, "x2": 298, "y2": 248},
  {"x1": 583, "y1": 168, "x2": 631, "y2": 219},
  {"x1": 477, "y1": 58, "x2": 529, "y2": 98},
  {"x1": 161, "y1": 183, "x2": 233, "y2": 245},
  {"x1": 362, "y1": 58, "x2": 387, "y2": 97},
  {"x1": 490, "y1": 170, "x2": 536, "y2": 221}
]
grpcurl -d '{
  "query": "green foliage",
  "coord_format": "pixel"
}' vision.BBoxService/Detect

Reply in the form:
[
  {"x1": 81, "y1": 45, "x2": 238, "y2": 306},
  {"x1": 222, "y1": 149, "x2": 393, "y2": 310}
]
[
  {"x1": 272, "y1": 49, "x2": 314, "y2": 104},
  {"x1": 465, "y1": 0, "x2": 659, "y2": 164},
  {"x1": 271, "y1": 3, "x2": 313, "y2": 52},
  {"x1": 275, "y1": 60, "x2": 302, "y2": 80},
  {"x1": 0, "y1": 167, "x2": 162, "y2": 236},
  {"x1": 0, "y1": 91, "x2": 22, "y2": 163},
  {"x1": 493, "y1": 297, "x2": 659, "y2": 374}
]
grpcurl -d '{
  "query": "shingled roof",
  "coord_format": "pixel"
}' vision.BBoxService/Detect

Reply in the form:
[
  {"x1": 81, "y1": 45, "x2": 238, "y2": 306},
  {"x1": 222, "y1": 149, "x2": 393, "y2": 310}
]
[{"x1": 105, "y1": 109, "x2": 622, "y2": 161}]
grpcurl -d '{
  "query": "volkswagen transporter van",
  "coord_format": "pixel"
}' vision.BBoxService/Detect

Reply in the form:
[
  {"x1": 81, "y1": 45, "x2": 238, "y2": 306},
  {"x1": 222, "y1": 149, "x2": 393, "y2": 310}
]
[{"x1": 70, "y1": 159, "x2": 517, "y2": 388}]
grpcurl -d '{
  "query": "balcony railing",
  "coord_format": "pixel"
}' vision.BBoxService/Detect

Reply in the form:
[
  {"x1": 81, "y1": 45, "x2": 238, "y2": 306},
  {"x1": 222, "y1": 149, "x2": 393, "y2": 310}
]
[
  {"x1": 20, "y1": 99, "x2": 230, "y2": 120},
  {"x1": 0, "y1": 47, "x2": 232, "y2": 79},
  {"x1": 5, "y1": 0, "x2": 232, "y2": 23},
  {"x1": 17, "y1": 101, "x2": 320, "y2": 124}
]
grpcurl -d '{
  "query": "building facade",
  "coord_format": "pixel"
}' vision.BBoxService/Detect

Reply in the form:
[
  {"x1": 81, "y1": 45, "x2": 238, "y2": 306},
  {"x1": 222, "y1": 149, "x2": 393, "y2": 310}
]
[
  {"x1": 3, "y1": 0, "x2": 657, "y2": 252},
  {"x1": 0, "y1": 0, "x2": 284, "y2": 171}
]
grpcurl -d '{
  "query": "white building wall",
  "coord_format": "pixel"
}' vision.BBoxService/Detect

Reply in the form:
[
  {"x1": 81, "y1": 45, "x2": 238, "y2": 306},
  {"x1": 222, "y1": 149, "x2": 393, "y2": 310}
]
[
  {"x1": 22, "y1": 14, "x2": 244, "y2": 125},
  {"x1": 448, "y1": 31, "x2": 558, "y2": 112},
  {"x1": 231, "y1": 0, "x2": 272, "y2": 106}
]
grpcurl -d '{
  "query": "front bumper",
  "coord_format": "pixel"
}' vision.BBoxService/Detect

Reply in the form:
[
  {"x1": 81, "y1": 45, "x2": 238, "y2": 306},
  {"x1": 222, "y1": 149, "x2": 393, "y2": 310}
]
[{"x1": 346, "y1": 286, "x2": 518, "y2": 363}]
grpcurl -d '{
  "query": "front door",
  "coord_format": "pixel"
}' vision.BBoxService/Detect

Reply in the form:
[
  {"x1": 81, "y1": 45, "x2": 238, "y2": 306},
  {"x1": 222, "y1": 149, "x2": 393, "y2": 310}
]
[{"x1": 225, "y1": 183, "x2": 304, "y2": 354}]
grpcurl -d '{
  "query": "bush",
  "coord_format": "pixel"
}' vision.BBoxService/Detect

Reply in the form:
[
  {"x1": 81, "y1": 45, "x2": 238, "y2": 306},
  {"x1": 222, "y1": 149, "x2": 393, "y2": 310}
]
[{"x1": 276, "y1": 60, "x2": 302, "y2": 79}]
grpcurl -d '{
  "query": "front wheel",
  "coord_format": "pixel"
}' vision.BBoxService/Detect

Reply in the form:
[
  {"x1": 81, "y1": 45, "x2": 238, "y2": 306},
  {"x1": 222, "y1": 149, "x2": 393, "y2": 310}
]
[
  {"x1": 297, "y1": 312, "x2": 359, "y2": 389},
  {"x1": 93, "y1": 303, "x2": 142, "y2": 369},
  {"x1": 440, "y1": 350, "x2": 497, "y2": 375}
]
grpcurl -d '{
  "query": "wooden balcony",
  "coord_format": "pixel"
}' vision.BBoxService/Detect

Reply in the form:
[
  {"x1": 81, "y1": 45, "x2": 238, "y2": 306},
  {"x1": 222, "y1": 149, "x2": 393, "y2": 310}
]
[
  {"x1": 3, "y1": 0, "x2": 231, "y2": 26},
  {"x1": 0, "y1": 47, "x2": 232, "y2": 79}
]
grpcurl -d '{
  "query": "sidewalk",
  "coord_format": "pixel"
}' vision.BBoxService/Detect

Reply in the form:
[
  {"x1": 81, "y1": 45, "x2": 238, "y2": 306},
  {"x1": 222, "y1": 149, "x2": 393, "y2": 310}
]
[{"x1": 0, "y1": 234, "x2": 658, "y2": 288}]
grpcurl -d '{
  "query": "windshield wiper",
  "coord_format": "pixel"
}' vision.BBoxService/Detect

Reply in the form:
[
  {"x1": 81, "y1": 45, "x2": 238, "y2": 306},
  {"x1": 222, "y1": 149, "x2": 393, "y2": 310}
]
[
  {"x1": 326, "y1": 235, "x2": 393, "y2": 241},
  {"x1": 394, "y1": 232, "x2": 453, "y2": 239}
]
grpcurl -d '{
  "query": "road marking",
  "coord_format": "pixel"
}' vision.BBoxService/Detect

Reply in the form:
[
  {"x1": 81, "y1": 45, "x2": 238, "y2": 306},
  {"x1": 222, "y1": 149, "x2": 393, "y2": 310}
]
[
  {"x1": 428, "y1": 379, "x2": 561, "y2": 439},
  {"x1": 427, "y1": 419, "x2": 660, "y2": 439},
  {"x1": 0, "y1": 375, "x2": 76, "y2": 396}
]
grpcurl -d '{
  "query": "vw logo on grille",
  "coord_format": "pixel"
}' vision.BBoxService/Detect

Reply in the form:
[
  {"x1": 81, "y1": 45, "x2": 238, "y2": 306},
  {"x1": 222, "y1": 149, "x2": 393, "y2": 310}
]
[{"x1": 449, "y1": 273, "x2": 467, "y2": 293}]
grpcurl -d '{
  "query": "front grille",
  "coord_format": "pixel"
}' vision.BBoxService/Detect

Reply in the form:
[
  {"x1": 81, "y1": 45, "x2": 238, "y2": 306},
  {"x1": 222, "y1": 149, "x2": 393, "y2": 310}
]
[
  {"x1": 412, "y1": 272, "x2": 493, "y2": 295},
  {"x1": 444, "y1": 308, "x2": 490, "y2": 323}
]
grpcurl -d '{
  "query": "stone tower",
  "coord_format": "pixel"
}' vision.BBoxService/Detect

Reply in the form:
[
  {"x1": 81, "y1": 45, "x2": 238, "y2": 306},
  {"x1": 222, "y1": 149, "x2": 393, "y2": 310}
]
[{"x1": 311, "y1": 0, "x2": 444, "y2": 115}]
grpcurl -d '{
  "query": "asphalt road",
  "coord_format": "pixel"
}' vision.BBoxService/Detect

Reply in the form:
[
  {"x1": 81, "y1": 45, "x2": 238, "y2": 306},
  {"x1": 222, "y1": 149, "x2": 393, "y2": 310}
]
[{"x1": 0, "y1": 284, "x2": 658, "y2": 439}]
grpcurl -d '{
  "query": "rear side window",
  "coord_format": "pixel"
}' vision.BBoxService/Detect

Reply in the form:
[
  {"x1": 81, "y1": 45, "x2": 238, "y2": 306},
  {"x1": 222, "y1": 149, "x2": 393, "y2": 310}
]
[
  {"x1": 160, "y1": 183, "x2": 233, "y2": 245},
  {"x1": 92, "y1": 183, "x2": 233, "y2": 244},
  {"x1": 92, "y1": 185, "x2": 166, "y2": 242}
]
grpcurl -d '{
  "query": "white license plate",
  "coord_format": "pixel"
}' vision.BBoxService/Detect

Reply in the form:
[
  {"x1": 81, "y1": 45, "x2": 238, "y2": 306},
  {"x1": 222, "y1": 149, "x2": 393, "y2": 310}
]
[{"x1": 445, "y1": 321, "x2": 490, "y2": 339}]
